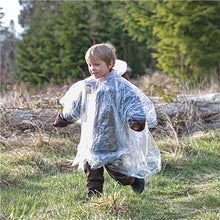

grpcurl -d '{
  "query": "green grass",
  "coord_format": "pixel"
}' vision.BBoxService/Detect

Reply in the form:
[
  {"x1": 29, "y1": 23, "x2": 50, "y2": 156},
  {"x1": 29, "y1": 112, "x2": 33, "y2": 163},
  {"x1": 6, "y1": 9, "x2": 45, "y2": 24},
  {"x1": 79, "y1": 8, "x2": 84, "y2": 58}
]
[{"x1": 1, "y1": 130, "x2": 220, "y2": 219}]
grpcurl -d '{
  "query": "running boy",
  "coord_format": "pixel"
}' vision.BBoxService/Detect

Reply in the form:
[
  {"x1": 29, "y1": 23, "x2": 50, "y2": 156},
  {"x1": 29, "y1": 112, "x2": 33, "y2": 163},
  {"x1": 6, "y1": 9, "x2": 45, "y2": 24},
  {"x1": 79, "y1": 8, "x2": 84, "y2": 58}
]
[{"x1": 53, "y1": 43, "x2": 161, "y2": 199}]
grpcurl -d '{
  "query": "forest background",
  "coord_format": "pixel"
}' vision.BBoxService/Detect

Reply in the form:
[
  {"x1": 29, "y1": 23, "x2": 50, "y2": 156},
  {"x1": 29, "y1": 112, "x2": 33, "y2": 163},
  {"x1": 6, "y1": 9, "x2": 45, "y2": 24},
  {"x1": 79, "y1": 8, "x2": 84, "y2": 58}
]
[{"x1": 1, "y1": 0, "x2": 220, "y2": 87}]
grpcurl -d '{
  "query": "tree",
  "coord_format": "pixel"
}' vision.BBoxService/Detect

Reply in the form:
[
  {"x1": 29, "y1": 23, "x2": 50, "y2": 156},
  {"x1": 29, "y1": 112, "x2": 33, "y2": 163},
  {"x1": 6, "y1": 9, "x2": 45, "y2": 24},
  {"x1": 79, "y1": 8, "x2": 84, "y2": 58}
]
[
  {"x1": 16, "y1": 1, "x2": 95, "y2": 84},
  {"x1": 16, "y1": 1, "x2": 61, "y2": 84},
  {"x1": 0, "y1": 8, "x2": 18, "y2": 88},
  {"x1": 153, "y1": 1, "x2": 220, "y2": 81},
  {"x1": 116, "y1": 1, "x2": 156, "y2": 70},
  {"x1": 89, "y1": 0, "x2": 149, "y2": 75},
  {"x1": 16, "y1": 0, "x2": 151, "y2": 84},
  {"x1": 55, "y1": 1, "x2": 90, "y2": 81},
  {"x1": 118, "y1": 0, "x2": 220, "y2": 82}
]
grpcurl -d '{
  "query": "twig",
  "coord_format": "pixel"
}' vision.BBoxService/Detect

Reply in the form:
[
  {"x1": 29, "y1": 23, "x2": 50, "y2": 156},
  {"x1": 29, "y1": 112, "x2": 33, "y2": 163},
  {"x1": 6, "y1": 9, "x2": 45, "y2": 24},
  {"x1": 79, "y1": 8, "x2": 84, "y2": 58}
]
[{"x1": 48, "y1": 125, "x2": 53, "y2": 144}]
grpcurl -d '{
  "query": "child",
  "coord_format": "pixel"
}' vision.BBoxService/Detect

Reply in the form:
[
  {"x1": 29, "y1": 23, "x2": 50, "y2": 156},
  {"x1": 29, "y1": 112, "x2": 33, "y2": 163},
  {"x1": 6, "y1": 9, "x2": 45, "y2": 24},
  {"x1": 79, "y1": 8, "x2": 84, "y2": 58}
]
[{"x1": 53, "y1": 42, "x2": 161, "y2": 200}]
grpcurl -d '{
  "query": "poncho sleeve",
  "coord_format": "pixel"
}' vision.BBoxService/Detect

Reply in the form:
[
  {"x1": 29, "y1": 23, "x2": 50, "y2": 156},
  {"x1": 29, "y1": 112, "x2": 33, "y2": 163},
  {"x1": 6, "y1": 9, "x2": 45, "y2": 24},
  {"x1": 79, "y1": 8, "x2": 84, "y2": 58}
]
[
  {"x1": 121, "y1": 80, "x2": 157, "y2": 128},
  {"x1": 60, "y1": 81, "x2": 83, "y2": 123}
]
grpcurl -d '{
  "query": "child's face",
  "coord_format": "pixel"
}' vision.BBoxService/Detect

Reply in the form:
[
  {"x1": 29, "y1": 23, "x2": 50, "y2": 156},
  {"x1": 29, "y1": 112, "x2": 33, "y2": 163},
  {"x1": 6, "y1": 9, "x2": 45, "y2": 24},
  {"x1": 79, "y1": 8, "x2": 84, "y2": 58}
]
[{"x1": 87, "y1": 58, "x2": 113, "y2": 79}]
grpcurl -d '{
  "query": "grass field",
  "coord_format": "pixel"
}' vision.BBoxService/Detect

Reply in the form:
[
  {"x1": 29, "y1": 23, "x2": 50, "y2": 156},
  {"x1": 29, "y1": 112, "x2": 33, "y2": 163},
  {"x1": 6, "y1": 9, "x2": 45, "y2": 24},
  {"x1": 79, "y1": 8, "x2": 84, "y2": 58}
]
[
  {"x1": 1, "y1": 76, "x2": 220, "y2": 219},
  {"x1": 1, "y1": 128, "x2": 219, "y2": 219}
]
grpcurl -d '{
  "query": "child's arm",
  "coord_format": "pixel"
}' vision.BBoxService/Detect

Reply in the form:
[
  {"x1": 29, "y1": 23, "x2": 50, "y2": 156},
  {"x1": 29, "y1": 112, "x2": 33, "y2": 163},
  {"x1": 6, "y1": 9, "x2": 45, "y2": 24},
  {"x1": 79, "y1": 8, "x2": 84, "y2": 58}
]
[
  {"x1": 53, "y1": 112, "x2": 73, "y2": 127},
  {"x1": 53, "y1": 81, "x2": 83, "y2": 127},
  {"x1": 123, "y1": 85, "x2": 157, "y2": 130}
]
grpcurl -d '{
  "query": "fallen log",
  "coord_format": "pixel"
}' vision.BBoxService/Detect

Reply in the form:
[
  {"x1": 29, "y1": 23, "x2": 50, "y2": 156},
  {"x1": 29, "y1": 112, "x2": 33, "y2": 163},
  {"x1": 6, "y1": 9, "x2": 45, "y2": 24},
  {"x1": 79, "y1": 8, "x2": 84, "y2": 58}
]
[
  {"x1": 152, "y1": 93, "x2": 220, "y2": 136},
  {"x1": 1, "y1": 93, "x2": 220, "y2": 137}
]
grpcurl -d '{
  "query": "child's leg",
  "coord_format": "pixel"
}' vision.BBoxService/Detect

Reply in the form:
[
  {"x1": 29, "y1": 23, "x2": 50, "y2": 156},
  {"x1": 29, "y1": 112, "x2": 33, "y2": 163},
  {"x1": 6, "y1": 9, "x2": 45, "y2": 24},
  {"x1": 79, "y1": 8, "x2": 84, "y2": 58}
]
[
  {"x1": 83, "y1": 162, "x2": 104, "y2": 198},
  {"x1": 105, "y1": 165, "x2": 145, "y2": 193},
  {"x1": 104, "y1": 165, "x2": 135, "y2": 186}
]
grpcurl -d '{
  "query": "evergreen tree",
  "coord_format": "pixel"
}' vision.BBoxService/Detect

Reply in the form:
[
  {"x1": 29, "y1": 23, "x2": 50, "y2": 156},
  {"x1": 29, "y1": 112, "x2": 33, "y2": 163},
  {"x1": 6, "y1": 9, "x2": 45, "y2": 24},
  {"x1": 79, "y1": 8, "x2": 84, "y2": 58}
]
[
  {"x1": 116, "y1": 0, "x2": 156, "y2": 71},
  {"x1": 16, "y1": 0, "x2": 151, "y2": 84},
  {"x1": 55, "y1": 1, "x2": 90, "y2": 81},
  {"x1": 117, "y1": 0, "x2": 220, "y2": 81},
  {"x1": 16, "y1": 1, "x2": 61, "y2": 84},
  {"x1": 16, "y1": 1, "x2": 91, "y2": 84},
  {"x1": 0, "y1": 8, "x2": 18, "y2": 88},
  {"x1": 89, "y1": 0, "x2": 148, "y2": 76},
  {"x1": 153, "y1": 1, "x2": 220, "y2": 81}
]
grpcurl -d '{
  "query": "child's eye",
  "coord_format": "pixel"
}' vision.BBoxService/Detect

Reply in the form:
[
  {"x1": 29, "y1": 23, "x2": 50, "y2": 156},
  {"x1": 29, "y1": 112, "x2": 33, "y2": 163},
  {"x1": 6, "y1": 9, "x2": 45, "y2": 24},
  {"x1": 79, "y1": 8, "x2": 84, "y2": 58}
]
[{"x1": 88, "y1": 63, "x2": 100, "y2": 67}]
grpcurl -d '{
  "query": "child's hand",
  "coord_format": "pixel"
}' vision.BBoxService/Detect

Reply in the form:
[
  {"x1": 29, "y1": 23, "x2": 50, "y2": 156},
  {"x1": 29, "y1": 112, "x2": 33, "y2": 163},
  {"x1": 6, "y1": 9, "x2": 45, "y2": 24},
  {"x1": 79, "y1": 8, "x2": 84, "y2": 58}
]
[
  {"x1": 129, "y1": 119, "x2": 146, "y2": 132},
  {"x1": 53, "y1": 113, "x2": 73, "y2": 127}
]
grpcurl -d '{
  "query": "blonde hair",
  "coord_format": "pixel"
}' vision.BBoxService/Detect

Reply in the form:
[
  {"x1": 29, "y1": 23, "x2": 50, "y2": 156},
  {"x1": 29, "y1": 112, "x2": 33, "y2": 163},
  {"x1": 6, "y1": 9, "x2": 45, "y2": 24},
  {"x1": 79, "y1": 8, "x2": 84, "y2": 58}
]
[{"x1": 85, "y1": 42, "x2": 116, "y2": 66}]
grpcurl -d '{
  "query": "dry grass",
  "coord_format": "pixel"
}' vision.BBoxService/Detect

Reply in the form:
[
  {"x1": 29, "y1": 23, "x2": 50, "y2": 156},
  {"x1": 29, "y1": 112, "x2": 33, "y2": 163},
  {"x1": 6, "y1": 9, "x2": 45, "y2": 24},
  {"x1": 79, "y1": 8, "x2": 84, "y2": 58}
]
[
  {"x1": 131, "y1": 71, "x2": 219, "y2": 99},
  {"x1": 87, "y1": 192, "x2": 130, "y2": 217},
  {"x1": 0, "y1": 81, "x2": 70, "y2": 110},
  {"x1": 1, "y1": 71, "x2": 219, "y2": 109}
]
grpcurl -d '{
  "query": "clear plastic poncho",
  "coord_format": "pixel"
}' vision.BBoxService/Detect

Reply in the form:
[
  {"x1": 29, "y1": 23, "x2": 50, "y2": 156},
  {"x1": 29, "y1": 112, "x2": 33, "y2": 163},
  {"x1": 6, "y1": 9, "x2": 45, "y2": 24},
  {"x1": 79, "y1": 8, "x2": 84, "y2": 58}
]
[{"x1": 60, "y1": 62, "x2": 161, "y2": 178}]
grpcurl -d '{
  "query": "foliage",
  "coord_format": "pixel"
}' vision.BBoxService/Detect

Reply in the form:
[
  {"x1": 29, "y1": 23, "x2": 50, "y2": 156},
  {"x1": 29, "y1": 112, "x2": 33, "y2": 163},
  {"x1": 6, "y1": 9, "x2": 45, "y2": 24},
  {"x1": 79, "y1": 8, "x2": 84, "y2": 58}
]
[
  {"x1": 88, "y1": 1, "x2": 148, "y2": 75},
  {"x1": 118, "y1": 0, "x2": 220, "y2": 82},
  {"x1": 153, "y1": 1, "x2": 220, "y2": 81},
  {"x1": 117, "y1": 1, "x2": 156, "y2": 71},
  {"x1": 54, "y1": 1, "x2": 91, "y2": 82},
  {"x1": 16, "y1": 1, "x2": 90, "y2": 84},
  {"x1": 4, "y1": 0, "x2": 220, "y2": 84},
  {"x1": 15, "y1": 1, "x2": 149, "y2": 84},
  {"x1": 16, "y1": 2, "x2": 60, "y2": 84}
]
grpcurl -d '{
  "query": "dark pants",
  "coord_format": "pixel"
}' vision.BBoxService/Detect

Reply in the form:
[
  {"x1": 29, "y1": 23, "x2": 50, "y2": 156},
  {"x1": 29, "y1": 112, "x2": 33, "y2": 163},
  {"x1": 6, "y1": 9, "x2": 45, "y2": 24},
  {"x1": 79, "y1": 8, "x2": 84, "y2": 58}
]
[{"x1": 84, "y1": 162, "x2": 135, "y2": 198}]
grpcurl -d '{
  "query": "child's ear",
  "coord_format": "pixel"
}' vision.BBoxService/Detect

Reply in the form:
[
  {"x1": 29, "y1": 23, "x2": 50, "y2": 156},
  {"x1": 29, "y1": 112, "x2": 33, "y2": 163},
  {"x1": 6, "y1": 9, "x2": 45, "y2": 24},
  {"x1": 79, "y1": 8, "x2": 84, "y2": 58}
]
[{"x1": 109, "y1": 60, "x2": 114, "y2": 69}]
